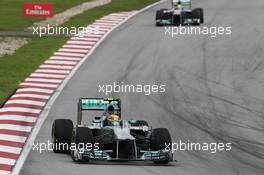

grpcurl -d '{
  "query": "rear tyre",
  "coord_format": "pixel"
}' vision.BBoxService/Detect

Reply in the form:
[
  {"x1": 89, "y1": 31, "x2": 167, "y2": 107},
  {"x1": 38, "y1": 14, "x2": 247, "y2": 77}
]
[
  {"x1": 71, "y1": 127, "x2": 93, "y2": 162},
  {"x1": 52, "y1": 119, "x2": 73, "y2": 153},
  {"x1": 151, "y1": 128, "x2": 172, "y2": 164},
  {"x1": 192, "y1": 8, "x2": 204, "y2": 24}
]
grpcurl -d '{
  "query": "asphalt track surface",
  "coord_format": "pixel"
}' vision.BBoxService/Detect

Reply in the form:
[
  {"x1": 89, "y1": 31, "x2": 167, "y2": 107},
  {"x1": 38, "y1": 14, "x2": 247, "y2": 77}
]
[{"x1": 20, "y1": 0, "x2": 264, "y2": 175}]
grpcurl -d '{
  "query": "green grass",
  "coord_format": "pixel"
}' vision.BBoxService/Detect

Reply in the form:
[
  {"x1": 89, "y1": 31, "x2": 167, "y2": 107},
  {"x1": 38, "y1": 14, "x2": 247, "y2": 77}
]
[
  {"x1": 0, "y1": 37, "x2": 67, "y2": 103},
  {"x1": 63, "y1": 0, "x2": 159, "y2": 28},
  {"x1": 0, "y1": 0, "x2": 91, "y2": 31},
  {"x1": 0, "y1": 0, "x2": 159, "y2": 104}
]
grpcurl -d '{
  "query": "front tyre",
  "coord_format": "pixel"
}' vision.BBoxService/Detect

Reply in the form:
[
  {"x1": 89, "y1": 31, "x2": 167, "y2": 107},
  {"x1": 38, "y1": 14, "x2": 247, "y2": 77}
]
[
  {"x1": 192, "y1": 8, "x2": 204, "y2": 24},
  {"x1": 71, "y1": 127, "x2": 93, "y2": 162},
  {"x1": 151, "y1": 128, "x2": 172, "y2": 164},
  {"x1": 52, "y1": 119, "x2": 73, "y2": 153},
  {"x1": 156, "y1": 9, "x2": 168, "y2": 26}
]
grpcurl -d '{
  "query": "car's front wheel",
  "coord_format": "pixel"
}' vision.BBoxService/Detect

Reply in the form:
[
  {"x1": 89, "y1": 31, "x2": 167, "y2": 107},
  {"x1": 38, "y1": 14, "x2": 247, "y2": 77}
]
[
  {"x1": 52, "y1": 119, "x2": 73, "y2": 153},
  {"x1": 156, "y1": 9, "x2": 168, "y2": 26},
  {"x1": 151, "y1": 128, "x2": 172, "y2": 164},
  {"x1": 192, "y1": 8, "x2": 204, "y2": 24},
  {"x1": 71, "y1": 127, "x2": 93, "y2": 162}
]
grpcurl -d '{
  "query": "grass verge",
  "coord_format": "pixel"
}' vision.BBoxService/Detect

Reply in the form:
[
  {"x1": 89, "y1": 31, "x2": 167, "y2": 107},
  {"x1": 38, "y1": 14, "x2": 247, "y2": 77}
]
[
  {"x1": 0, "y1": 0, "x2": 91, "y2": 31},
  {"x1": 0, "y1": 0, "x2": 159, "y2": 104}
]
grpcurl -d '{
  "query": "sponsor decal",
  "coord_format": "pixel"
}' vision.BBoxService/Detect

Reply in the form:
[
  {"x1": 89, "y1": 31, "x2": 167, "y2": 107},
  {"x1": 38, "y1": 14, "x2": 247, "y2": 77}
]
[{"x1": 23, "y1": 2, "x2": 53, "y2": 17}]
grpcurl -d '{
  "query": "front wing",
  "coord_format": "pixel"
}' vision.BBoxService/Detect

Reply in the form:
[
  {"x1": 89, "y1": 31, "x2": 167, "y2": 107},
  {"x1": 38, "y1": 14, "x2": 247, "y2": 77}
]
[{"x1": 75, "y1": 149, "x2": 173, "y2": 162}]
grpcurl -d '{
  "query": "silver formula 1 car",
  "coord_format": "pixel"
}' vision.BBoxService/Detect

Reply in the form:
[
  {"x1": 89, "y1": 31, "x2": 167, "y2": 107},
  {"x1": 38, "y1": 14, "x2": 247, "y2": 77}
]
[
  {"x1": 52, "y1": 98, "x2": 173, "y2": 164},
  {"x1": 156, "y1": 0, "x2": 204, "y2": 26}
]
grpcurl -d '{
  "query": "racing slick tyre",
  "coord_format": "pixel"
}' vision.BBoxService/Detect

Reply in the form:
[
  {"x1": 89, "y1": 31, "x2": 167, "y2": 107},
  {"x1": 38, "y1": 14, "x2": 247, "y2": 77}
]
[
  {"x1": 52, "y1": 119, "x2": 73, "y2": 153},
  {"x1": 151, "y1": 128, "x2": 172, "y2": 164},
  {"x1": 71, "y1": 127, "x2": 93, "y2": 162},
  {"x1": 130, "y1": 120, "x2": 149, "y2": 127},
  {"x1": 155, "y1": 9, "x2": 167, "y2": 26},
  {"x1": 192, "y1": 8, "x2": 204, "y2": 24},
  {"x1": 180, "y1": 11, "x2": 191, "y2": 26}
]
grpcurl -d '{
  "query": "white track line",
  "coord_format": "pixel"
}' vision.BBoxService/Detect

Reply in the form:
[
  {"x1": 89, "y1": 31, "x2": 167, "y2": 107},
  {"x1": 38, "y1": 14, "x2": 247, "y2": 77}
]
[
  {"x1": 0, "y1": 170, "x2": 11, "y2": 175},
  {"x1": 45, "y1": 60, "x2": 78, "y2": 65},
  {"x1": 67, "y1": 41, "x2": 96, "y2": 45},
  {"x1": 76, "y1": 34, "x2": 103, "y2": 38},
  {"x1": 93, "y1": 22, "x2": 115, "y2": 26},
  {"x1": 0, "y1": 108, "x2": 41, "y2": 114},
  {"x1": 93, "y1": 23, "x2": 116, "y2": 27},
  {"x1": 105, "y1": 13, "x2": 130, "y2": 16},
  {"x1": 0, "y1": 115, "x2": 37, "y2": 123},
  {"x1": 0, "y1": 134, "x2": 27, "y2": 143},
  {"x1": 25, "y1": 78, "x2": 62, "y2": 84},
  {"x1": 49, "y1": 56, "x2": 81, "y2": 61},
  {"x1": 103, "y1": 16, "x2": 125, "y2": 20},
  {"x1": 35, "y1": 69, "x2": 70, "y2": 74},
  {"x1": 0, "y1": 158, "x2": 16, "y2": 166},
  {"x1": 59, "y1": 48, "x2": 89, "y2": 53},
  {"x1": 82, "y1": 30, "x2": 105, "y2": 35},
  {"x1": 88, "y1": 27, "x2": 109, "y2": 32},
  {"x1": 5, "y1": 100, "x2": 45, "y2": 107},
  {"x1": 0, "y1": 145, "x2": 22, "y2": 154},
  {"x1": 62, "y1": 45, "x2": 92, "y2": 49},
  {"x1": 20, "y1": 83, "x2": 58, "y2": 88},
  {"x1": 96, "y1": 19, "x2": 121, "y2": 23},
  {"x1": 16, "y1": 88, "x2": 54, "y2": 94},
  {"x1": 88, "y1": 28, "x2": 110, "y2": 32},
  {"x1": 0, "y1": 124, "x2": 32, "y2": 133},
  {"x1": 71, "y1": 37, "x2": 99, "y2": 41},
  {"x1": 40, "y1": 65, "x2": 74, "y2": 70},
  {"x1": 12, "y1": 94, "x2": 49, "y2": 99},
  {"x1": 45, "y1": 60, "x2": 77, "y2": 65},
  {"x1": 54, "y1": 52, "x2": 85, "y2": 57},
  {"x1": 30, "y1": 73, "x2": 66, "y2": 79},
  {"x1": 107, "y1": 13, "x2": 128, "y2": 17}
]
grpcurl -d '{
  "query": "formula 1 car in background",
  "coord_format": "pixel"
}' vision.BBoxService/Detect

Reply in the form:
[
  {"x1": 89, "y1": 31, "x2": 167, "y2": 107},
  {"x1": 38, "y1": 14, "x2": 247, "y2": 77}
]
[
  {"x1": 52, "y1": 98, "x2": 173, "y2": 164},
  {"x1": 156, "y1": 0, "x2": 204, "y2": 26}
]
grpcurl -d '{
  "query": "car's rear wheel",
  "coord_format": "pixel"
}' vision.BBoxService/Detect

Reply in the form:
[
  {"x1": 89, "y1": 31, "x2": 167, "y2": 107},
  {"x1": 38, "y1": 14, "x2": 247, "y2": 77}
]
[
  {"x1": 71, "y1": 127, "x2": 93, "y2": 162},
  {"x1": 192, "y1": 8, "x2": 204, "y2": 24},
  {"x1": 52, "y1": 119, "x2": 73, "y2": 153},
  {"x1": 151, "y1": 128, "x2": 172, "y2": 164}
]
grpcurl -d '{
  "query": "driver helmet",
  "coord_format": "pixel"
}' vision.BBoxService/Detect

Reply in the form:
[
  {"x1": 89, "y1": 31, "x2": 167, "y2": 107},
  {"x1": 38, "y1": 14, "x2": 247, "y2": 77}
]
[
  {"x1": 108, "y1": 114, "x2": 120, "y2": 122},
  {"x1": 176, "y1": 0, "x2": 182, "y2": 9},
  {"x1": 107, "y1": 105, "x2": 115, "y2": 115}
]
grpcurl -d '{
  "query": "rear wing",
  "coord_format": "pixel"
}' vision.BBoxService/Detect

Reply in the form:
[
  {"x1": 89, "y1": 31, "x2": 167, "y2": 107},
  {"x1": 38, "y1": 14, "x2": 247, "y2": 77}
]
[{"x1": 77, "y1": 98, "x2": 121, "y2": 124}]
